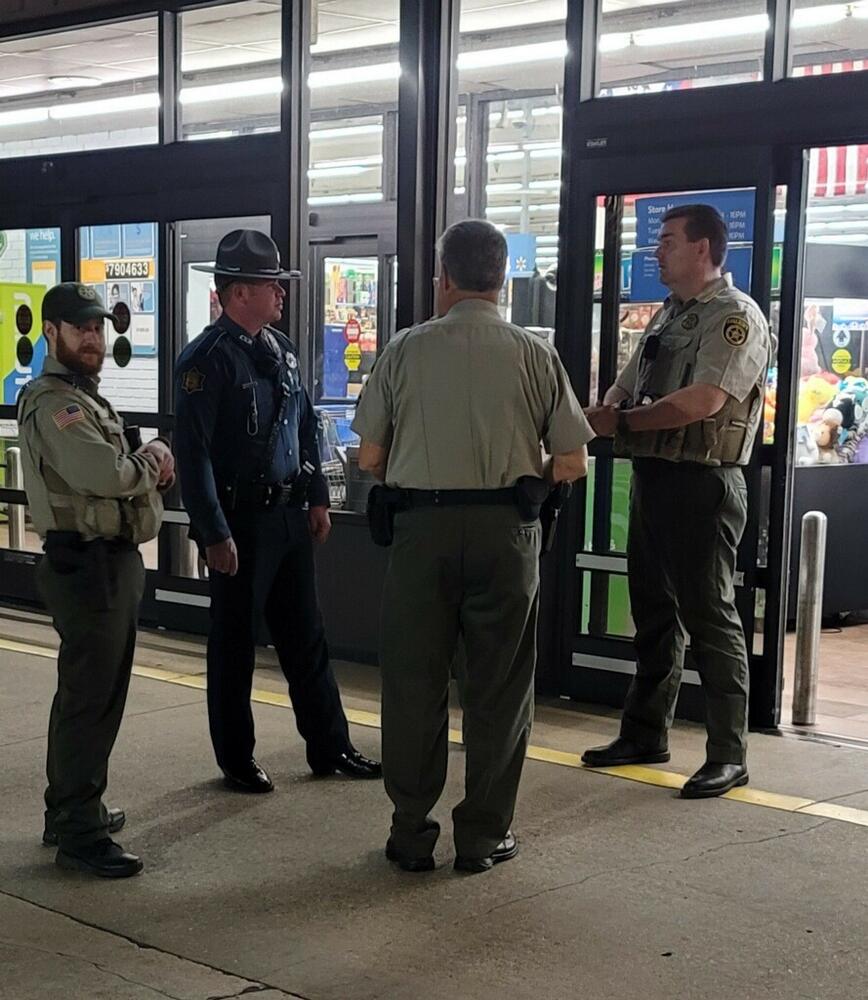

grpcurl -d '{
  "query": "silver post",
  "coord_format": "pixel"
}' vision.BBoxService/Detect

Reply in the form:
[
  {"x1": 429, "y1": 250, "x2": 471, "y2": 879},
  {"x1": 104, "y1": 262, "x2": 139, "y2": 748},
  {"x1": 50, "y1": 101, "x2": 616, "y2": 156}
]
[
  {"x1": 792, "y1": 511, "x2": 827, "y2": 726},
  {"x1": 7, "y1": 446, "x2": 25, "y2": 551}
]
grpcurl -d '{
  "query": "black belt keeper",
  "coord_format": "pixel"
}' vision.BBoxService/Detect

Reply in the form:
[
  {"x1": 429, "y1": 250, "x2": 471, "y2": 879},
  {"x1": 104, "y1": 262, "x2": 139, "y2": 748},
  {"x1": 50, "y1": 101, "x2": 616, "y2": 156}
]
[{"x1": 403, "y1": 488, "x2": 516, "y2": 509}]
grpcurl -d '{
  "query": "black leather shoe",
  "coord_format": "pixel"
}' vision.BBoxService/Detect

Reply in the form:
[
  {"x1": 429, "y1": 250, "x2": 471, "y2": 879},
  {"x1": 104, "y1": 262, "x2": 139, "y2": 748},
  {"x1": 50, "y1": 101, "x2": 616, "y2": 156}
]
[
  {"x1": 385, "y1": 840, "x2": 435, "y2": 872},
  {"x1": 55, "y1": 838, "x2": 143, "y2": 878},
  {"x1": 310, "y1": 748, "x2": 382, "y2": 779},
  {"x1": 43, "y1": 807, "x2": 125, "y2": 847},
  {"x1": 582, "y1": 737, "x2": 670, "y2": 768},
  {"x1": 222, "y1": 759, "x2": 274, "y2": 793},
  {"x1": 681, "y1": 762, "x2": 748, "y2": 799},
  {"x1": 454, "y1": 831, "x2": 518, "y2": 874}
]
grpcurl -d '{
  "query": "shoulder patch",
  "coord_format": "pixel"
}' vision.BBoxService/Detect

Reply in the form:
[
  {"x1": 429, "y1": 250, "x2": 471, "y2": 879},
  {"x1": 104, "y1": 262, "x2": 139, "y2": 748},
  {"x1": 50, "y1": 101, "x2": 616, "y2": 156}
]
[
  {"x1": 181, "y1": 367, "x2": 206, "y2": 394},
  {"x1": 52, "y1": 404, "x2": 85, "y2": 430},
  {"x1": 722, "y1": 315, "x2": 750, "y2": 347}
]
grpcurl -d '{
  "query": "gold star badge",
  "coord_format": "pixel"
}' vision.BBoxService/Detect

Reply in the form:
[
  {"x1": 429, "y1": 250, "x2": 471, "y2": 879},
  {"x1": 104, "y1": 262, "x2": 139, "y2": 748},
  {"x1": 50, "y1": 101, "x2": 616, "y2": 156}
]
[
  {"x1": 181, "y1": 367, "x2": 205, "y2": 393},
  {"x1": 722, "y1": 316, "x2": 750, "y2": 347}
]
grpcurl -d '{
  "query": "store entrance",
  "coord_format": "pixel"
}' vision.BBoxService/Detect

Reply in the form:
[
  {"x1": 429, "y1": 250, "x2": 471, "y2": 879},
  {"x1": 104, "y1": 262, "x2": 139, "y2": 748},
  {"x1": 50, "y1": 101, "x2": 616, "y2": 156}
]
[
  {"x1": 554, "y1": 147, "x2": 796, "y2": 729},
  {"x1": 780, "y1": 143, "x2": 868, "y2": 741},
  {"x1": 309, "y1": 238, "x2": 396, "y2": 512}
]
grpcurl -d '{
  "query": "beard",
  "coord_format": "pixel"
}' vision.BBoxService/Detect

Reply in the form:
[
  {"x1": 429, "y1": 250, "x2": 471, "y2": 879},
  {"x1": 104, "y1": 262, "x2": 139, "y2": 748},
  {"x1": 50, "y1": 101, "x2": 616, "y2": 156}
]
[{"x1": 55, "y1": 334, "x2": 105, "y2": 377}]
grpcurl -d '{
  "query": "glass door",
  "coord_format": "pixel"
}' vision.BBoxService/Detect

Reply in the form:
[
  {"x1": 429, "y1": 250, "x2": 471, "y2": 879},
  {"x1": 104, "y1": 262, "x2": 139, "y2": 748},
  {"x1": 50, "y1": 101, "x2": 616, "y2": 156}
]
[{"x1": 555, "y1": 147, "x2": 795, "y2": 729}]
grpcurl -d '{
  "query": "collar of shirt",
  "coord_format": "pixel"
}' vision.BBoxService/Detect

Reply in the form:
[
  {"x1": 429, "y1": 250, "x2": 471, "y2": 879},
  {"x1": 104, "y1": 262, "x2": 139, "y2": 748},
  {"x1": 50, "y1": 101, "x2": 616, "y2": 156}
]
[
  {"x1": 216, "y1": 312, "x2": 261, "y2": 347},
  {"x1": 43, "y1": 355, "x2": 101, "y2": 391},
  {"x1": 442, "y1": 298, "x2": 501, "y2": 320},
  {"x1": 664, "y1": 273, "x2": 733, "y2": 313}
]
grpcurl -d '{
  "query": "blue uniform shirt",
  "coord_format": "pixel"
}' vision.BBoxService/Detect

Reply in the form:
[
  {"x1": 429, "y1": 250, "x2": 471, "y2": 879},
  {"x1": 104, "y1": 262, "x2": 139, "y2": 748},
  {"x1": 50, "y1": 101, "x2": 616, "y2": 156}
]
[{"x1": 174, "y1": 313, "x2": 329, "y2": 547}]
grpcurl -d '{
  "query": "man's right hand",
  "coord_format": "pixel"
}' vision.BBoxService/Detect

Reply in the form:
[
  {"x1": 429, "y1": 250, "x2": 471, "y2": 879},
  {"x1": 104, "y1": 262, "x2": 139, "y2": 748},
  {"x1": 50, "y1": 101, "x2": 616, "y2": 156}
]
[{"x1": 206, "y1": 537, "x2": 238, "y2": 576}]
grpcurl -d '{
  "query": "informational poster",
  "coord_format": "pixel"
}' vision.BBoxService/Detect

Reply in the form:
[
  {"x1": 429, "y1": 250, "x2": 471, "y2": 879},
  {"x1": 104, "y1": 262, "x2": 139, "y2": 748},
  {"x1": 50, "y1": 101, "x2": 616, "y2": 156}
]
[
  {"x1": 634, "y1": 189, "x2": 755, "y2": 248},
  {"x1": 630, "y1": 245, "x2": 753, "y2": 303},
  {"x1": 79, "y1": 222, "x2": 158, "y2": 358},
  {"x1": 25, "y1": 229, "x2": 61, "y2": 288},
  {"x1": 1, "y1": 282, "x2": 47, "y2": 404}
]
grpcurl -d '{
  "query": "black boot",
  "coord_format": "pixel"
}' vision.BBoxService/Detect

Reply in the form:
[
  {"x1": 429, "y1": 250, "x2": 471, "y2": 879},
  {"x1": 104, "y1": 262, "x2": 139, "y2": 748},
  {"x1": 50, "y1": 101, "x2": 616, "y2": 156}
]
[{"x1": 582, "y1": 737, "x2": 670, "y2": 768}]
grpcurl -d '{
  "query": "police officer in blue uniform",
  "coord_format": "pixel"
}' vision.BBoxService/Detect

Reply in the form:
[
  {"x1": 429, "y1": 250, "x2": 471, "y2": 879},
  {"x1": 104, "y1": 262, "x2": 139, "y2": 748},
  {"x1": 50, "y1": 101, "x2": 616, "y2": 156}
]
[{"x1": 174, "y1": 230, "x2": 380, "y2": 792}]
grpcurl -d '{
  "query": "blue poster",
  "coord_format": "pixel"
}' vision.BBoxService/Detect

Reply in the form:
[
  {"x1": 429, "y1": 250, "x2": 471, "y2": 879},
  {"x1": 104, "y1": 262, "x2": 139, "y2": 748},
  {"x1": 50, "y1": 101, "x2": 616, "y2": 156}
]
[
  {"x1": 323, "y1": 323, "x2": 348, "y2": 398},
  {"x1": 635, "y1": 190, "x2": 755, "y2": 248},
  {"x1": 629, "y1": 245, "x2": 753, "y2": 303},
  {"x1": 25, "y1": 228, "x2": 61, "y2": 283},
  {"x1": 91, "y1": 225, "x2": 122, "y2": 259},
  {"x1": 122, "y1": 222, "x2": 156, "y2": 258},
  {"x1": 506, "y1": 233, "x2": 537, "y2": 279},
  {"x1": 79, "y1": 226, "x2": 90, "y2": 260}
]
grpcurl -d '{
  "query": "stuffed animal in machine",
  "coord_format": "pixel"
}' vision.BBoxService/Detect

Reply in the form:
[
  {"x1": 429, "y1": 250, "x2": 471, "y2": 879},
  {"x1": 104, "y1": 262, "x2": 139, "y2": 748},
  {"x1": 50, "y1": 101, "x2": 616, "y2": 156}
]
[
  {"x1": 811, "y1": 409, "x2": 842, "y2": 464},
  {"x1": 797, "y1": 374, "x2": 838, "y2": 425},
  {"x1": 824, "y1": 376, "x2": 868, "y2": 445},
  {"x1": 763, "y1": 387, "x2": 776, "y2": 445}
]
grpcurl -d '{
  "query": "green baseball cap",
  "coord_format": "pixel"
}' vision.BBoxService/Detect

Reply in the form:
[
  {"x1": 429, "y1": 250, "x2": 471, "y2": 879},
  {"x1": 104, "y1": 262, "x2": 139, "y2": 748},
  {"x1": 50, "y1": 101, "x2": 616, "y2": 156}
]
[{"x1": 42, "y1": 282, "x2": 117, "y2": 328}]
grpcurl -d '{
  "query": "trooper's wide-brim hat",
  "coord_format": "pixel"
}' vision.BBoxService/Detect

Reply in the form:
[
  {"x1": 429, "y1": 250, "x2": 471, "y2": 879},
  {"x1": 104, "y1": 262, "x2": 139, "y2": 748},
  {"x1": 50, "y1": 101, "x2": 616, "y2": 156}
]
[{"x1": 192, "y1": 229, "x2": 301, "y2": 280}]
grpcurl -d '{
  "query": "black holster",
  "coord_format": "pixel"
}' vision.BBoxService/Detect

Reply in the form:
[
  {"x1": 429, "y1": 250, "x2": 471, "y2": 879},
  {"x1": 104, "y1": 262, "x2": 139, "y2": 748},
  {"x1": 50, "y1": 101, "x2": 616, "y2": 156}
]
[
  {"x1": 513, "y1": 476, "x2": 551, "y2": 520},
  {"x1": 539, "y1": 481, "x2": 572, "y2": 554},
  {"x1": 366, "y1": 485, "x2": 406, "y2": 547}
]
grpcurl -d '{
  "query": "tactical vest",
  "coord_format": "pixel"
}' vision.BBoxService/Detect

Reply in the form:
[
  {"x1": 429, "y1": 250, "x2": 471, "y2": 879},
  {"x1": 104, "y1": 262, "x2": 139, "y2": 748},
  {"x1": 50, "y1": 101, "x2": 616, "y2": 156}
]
[
  {"x1": 615, "y1": 328, "x2": 764, "y2": 467},
  {"x1": 17, "y1": 376, "x2": 163, "y2": 543}
]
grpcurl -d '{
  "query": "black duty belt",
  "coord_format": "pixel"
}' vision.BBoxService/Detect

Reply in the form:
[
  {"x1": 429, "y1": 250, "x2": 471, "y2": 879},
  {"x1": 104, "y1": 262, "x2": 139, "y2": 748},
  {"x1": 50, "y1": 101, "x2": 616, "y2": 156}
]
[
  {"x1": 402, "y1": 488, "x2": 516, "y2": 509},
  {"x1": 222, "y1": 477, "x2": 302, "y2": 511},
  {"x1": 44, "y1": 530, "x2": 136, "y2": 553}
]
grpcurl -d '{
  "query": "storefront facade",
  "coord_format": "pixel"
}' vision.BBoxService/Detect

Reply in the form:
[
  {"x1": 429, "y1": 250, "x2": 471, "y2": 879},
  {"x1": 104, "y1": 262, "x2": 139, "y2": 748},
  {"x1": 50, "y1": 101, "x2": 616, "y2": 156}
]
[{"x1": 2, "y1": 0, "x2": 868, "y2": 730}]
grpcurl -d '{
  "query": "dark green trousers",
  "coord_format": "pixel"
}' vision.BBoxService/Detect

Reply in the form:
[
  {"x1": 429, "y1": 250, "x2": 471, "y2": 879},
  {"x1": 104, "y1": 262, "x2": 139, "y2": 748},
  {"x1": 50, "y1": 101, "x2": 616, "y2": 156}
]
[
  {"x1": 380, "y1": 505, "x2": 540, "y2": 860},
  {"x1": 37, "y1": 540, "x2": 144, "y2": 848},
  {"x1": 620, "y1": 460, "x2": 749, "y2": 764}
]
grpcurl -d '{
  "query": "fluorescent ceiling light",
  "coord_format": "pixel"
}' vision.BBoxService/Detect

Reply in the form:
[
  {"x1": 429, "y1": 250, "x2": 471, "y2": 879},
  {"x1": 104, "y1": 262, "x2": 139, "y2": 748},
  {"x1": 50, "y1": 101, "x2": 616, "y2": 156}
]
[
  {"x1": 599, "y1": 33, "x2": 631, "y2": 53},
  {"x1": 458, "y1": 40, "x2": 567, "y2": 71},
  {"x1": 529, "y1": 203, "x2": 560, "y2": 213},
  {"x1": 529, "y1": 147, "x2": 561, "y2": 159},
  {"x1": 529, "y1": 180, "x2": 561, "y2": 190},
  {"x1": 485, "y1": 206, "x2": 522, "y2": 215},
  {"x1": 308, "y1": 192, "x2": 383, "y2": 205},
  {"x1": 486, "y1": 182, "x2": 524, "y2": 193},
  {"x1": 188, "y1": 130, "x2": 236, "y2": 141},
  {"x1": 792, "y1": 4, "x2": 847, "y2": 28},
  {"x1": 487, "y1": 151, "x2": 525, "y2": 162},
  {"x1": 454, "y1": 186, "x2": 466, "y2": 195},
  {"x1": 310, "y1": 123, "x2": 383, "y2": 140},
  {"x1": 0, "y1": 106, "x2": 50, "y2": 127},
  {"x1": 308, "y1": 165, "x2": 371, "y2": 178},
  {"x1": 309, "y1": 62, "x2": 400, "y2": 89},
  {"x1": 180, "y1": 77, "x2": 283, "y2": 105},
  {"x1": 50, "y1": 93, "x2": 159, "y2": 119},
  {"x1": 635, "y1": 13, "x2": 769, "y2": 47},
  {"x1": 813, "y1": 220, "x2": 868, "y2": 230},
  {"x1": 537, "y1": 236, "x2": 559, "y2": 244},
  {"x1": 312, "y1": 155, "x2": 382, "y2": 170},
  {"x1": 48, "y1": 75, "x2": 101, "y2": 89}
]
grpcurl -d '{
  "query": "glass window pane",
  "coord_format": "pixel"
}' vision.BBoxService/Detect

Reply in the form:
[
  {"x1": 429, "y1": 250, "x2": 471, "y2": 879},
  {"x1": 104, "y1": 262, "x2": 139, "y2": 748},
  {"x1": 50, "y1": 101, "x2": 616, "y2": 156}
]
[
  {"x1": 319, "y1": 256, "x2": 378, "y2": 402},
  {"x1": 0, "y1": 228, "x2": 61, "y2": 403},
  {"x1": 78, "y1": 223, "x2": 159, "y2": 412},
  {"x1": 0, "y1": 19, "x2": 158, "y2": 158},
  {"x1": 180, "y1": 1, "x2": 281, "y2": 140},
  {"x1": 796, "y1": 146, "x2": 868, "y2": 467},
  {"x1": 598, "y1": 1, "x2": 767, "y2": 97},
  {"x1": 791, "y1": 1, "x2": 868, "y2": 77},
  {"x1": 455, "y1": 0, "x2": 567, "y2": 341},
  {"x1": 308, "y1": 1, "x2": 399, "y2": 206}
]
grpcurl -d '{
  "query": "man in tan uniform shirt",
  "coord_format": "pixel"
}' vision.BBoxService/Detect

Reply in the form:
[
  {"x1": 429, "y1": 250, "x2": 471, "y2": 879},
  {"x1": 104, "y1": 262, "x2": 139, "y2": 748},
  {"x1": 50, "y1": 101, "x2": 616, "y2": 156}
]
[
  {"x1": 582, "y1": 204, "x2": 772, "y2": 798},
  {"x1": 17, "y1": 283, "x2": 173, "y2": 877},
  {"x1": 353, "y1": 219, "x2": 593, "y2": 873}
]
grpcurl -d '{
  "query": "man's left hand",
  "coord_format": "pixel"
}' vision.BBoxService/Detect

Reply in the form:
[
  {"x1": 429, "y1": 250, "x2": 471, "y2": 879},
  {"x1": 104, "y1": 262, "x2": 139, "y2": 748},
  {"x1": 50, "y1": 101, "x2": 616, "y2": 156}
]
[
  {"x1": 585, "y1": 405, "x2": 619, "y2": 438},
  {"x1": 308, "y1": 505, "x2": 331, "y2": 544}
]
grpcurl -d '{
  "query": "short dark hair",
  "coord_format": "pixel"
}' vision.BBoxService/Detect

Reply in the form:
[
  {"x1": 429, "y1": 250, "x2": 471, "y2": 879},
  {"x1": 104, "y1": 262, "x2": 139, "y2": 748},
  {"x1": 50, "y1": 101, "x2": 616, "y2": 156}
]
[
  {"x1": 437, "y1": 219, "x2": 507, "y2": 292},
  {"x1": 215, "y1": 275, "x2": 236, "y2": 308},
  {"x1": 661, "y1": 204, "x2": 728, "y2": 267}
]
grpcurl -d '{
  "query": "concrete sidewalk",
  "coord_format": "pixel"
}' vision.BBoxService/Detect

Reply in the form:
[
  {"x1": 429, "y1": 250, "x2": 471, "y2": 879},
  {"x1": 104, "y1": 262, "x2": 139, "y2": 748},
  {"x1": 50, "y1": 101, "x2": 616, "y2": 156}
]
[{"x1": 1, "y1": 613, "x2": 867, "y2": 1000}]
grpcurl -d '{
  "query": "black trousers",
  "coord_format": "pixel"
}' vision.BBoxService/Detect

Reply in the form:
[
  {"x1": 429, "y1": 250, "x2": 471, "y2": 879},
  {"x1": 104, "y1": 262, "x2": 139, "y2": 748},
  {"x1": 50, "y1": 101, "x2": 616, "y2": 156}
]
[{"x1": 206, "y1": 504, "x2": 351, "y2": 771}]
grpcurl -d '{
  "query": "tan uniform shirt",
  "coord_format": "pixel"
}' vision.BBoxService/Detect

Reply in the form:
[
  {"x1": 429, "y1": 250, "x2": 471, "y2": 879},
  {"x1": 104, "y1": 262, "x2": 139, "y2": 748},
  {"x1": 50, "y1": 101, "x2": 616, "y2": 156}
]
[
  {"x1": 614, "y1": 275, "x2": 772, "y2": 466},
  {"x1": 17, "y1": 357, "x2": 161, "y2": 540},
  {"x1": 351, "y1": 298, "x2": 593, "y2": 489}
]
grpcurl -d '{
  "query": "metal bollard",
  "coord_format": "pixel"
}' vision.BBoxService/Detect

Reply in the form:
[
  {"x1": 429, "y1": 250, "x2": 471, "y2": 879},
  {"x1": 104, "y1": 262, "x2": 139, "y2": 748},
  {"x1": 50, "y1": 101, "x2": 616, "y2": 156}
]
[
  {"x1": 7, "y1": 447, "x2": 26, "y2": 551},
  {"x1": 792, "y1": 511, "x2": 827, "y2": 726}
]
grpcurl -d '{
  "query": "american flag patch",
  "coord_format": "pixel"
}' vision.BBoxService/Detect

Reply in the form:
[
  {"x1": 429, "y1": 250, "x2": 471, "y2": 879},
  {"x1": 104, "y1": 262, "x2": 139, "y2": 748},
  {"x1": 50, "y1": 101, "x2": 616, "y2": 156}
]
[{"x1": 52, "y1": 404, "x2": 85, "y2": 430}]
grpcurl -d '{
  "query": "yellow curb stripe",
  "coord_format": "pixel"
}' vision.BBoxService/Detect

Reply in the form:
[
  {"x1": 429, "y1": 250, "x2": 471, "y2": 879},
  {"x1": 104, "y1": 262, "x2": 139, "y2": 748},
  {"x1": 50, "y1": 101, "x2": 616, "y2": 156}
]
[
  {"x1": 4, "y1": 634, "x2": 868, "y2": 832},
  {"x1": 798, "y1": 802, "x2": 868, "y2": 826}
]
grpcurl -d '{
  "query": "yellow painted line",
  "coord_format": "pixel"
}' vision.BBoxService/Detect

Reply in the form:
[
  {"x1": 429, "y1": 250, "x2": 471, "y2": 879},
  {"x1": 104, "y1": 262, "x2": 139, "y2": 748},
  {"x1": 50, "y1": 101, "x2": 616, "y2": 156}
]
[
  {"x1": 798, "y1": 802, "x2": 868, "y2": 827},
  {"x1": 5, "y1": 633, "x2": 868, "y2": 832}
]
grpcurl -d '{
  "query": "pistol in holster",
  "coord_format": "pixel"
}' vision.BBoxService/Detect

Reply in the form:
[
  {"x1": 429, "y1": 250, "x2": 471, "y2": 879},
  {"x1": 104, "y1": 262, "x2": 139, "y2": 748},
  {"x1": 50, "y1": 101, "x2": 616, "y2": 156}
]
[
  {"x1": 538, "y1": 481, "x2": 572, "y2": 554},
  {"x1": 366, "y1": 484, "x2": 406, "y2": 547}
]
